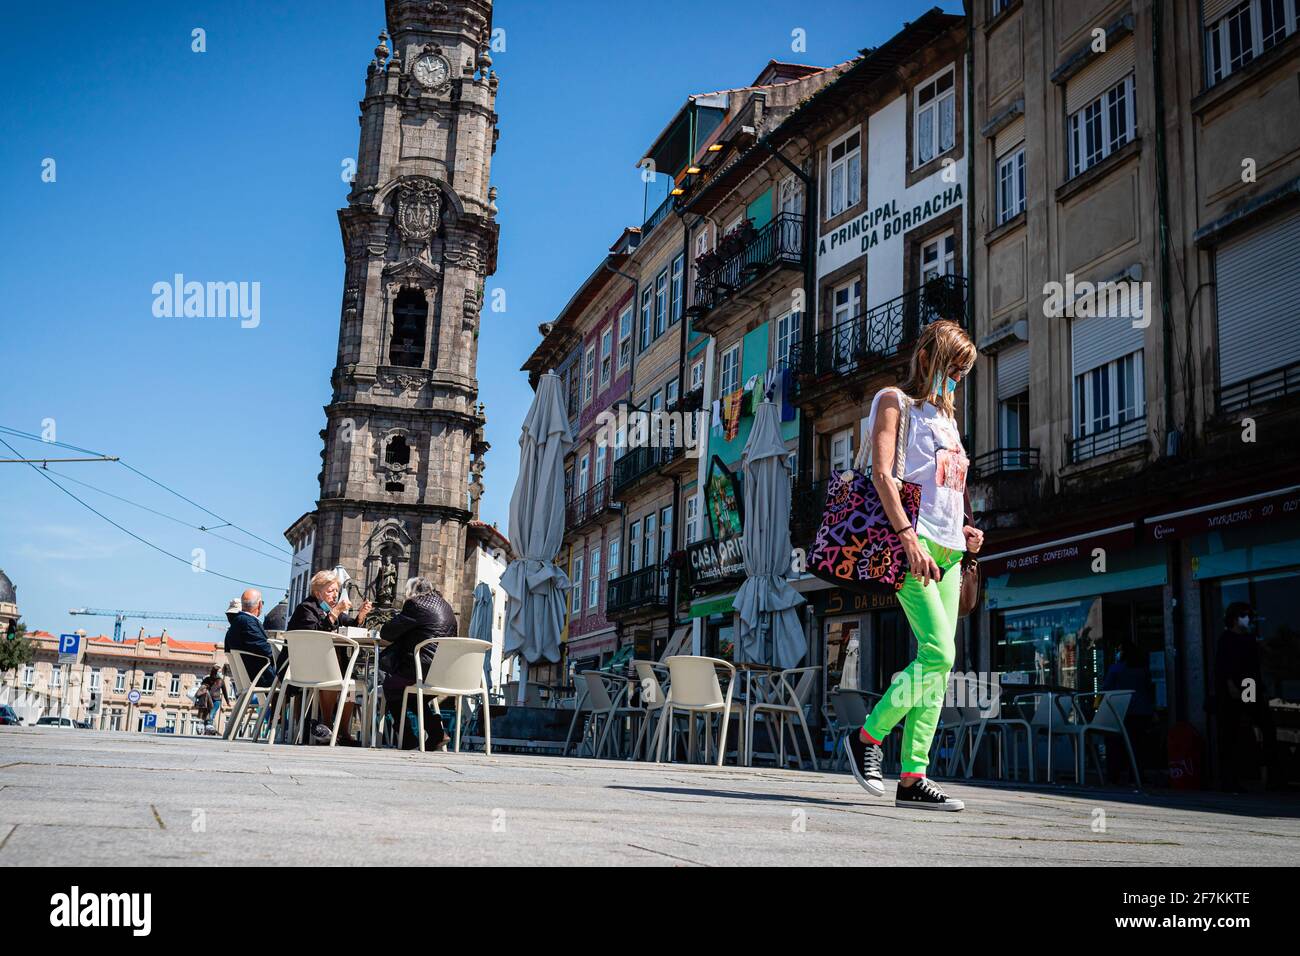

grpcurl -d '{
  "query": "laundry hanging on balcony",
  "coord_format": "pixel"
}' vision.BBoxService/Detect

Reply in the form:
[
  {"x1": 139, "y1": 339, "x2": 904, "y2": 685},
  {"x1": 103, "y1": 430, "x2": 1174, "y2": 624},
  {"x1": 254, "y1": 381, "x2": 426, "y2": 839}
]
[
  {"x1": 780, "y1": 366, "x2": 798, "y2": 422},
  {"x1": 711, "y1": 399, "x2": 724, "y2": 437},
  {"x1": 723, "y1": 390, "x2": 744, "y2": 441}
]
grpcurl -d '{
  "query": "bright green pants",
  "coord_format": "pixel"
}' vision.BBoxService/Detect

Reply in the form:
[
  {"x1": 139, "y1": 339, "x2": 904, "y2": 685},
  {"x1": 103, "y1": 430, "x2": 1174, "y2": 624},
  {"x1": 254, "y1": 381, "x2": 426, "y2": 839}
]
[{"x1": 862, "y1": 536, "x2": 964, "y2": 776}]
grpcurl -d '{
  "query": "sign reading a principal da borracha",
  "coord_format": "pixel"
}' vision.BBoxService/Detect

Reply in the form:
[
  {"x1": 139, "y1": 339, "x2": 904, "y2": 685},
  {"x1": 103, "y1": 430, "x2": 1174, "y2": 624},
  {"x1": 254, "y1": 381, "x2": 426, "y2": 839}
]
[{"x1": 817, "y1": 183, "x2": 964, "y2": 277}]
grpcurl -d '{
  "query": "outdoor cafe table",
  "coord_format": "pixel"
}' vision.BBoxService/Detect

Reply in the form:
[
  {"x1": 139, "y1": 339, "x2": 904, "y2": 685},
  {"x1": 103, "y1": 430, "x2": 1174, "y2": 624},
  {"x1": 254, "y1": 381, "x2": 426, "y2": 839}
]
[
  {"x1": 338, "y1": 630, "x2": 387, "y2": 749},
  {"x1": 731, "y1": 661, "x2": 779, "y2": 768}
]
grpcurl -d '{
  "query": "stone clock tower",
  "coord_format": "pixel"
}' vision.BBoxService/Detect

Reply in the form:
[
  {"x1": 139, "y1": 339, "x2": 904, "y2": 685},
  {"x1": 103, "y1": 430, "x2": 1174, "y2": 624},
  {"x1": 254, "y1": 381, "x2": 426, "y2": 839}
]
[{"x1": 305, "y1": 0, "x2": 500, "y2": 629}]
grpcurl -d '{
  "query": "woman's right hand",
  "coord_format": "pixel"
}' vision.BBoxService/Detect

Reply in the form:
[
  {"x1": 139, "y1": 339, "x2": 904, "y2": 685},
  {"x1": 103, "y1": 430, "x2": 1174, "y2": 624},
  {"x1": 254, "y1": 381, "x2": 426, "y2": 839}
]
[{"x1": 900, "y1": 529, "x2": 941, "y2": 586}]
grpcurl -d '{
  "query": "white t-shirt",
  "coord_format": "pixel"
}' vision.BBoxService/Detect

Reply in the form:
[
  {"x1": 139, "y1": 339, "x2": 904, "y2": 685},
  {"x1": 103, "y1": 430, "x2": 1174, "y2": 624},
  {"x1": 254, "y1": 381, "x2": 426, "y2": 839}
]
[{"x1": 865, "y1": 387, "x2": 969, "y2": 551}]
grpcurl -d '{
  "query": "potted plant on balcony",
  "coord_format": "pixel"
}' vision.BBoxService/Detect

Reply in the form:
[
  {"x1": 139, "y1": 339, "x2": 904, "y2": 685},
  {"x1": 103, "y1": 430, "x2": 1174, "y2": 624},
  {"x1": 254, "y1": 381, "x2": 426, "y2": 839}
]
[{"x1": 923, "y1": 274, "x2": 965, "y2": 322}]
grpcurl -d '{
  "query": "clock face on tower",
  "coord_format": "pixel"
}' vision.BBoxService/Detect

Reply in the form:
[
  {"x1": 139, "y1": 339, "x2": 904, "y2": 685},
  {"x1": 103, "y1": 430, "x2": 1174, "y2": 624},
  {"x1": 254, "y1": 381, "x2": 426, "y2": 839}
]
[{"x1": 412, "y1": 52, "x2": 450, "y2": 90}]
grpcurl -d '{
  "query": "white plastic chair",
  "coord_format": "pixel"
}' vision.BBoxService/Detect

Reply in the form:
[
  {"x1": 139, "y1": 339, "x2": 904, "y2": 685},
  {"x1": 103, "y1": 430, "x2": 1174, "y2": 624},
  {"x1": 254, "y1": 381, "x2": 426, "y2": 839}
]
[
  {"x1": 397, "y1": 637, "x2": 492, "y2": 754},
  {"x1": 266, "y1": 631, "x2": 360, "y2": 747},
  {"x1": 630, "y1": 660, "x2": 670, "y2": 761},
  {"x1": 651, "y1": 656, "x2": 737, "y2": 767},
  {"x1": 1006, "y1": 691, "x2": 1077, "y2": 783},
  {"x1": 576, "y1": 671, "x2": 640, "y2": 759},
  {"x1": 223, "y1": 646, "x2": 279, "y2": 742},
  {"x1": 1054, "y1": 690, "x2": 1141, "y2": 788},
  {"x1": 746, "y1": 666, "x2": 821, "y2": 770},
  {"x1": 951, "y1": 675, "x2": 1009, "y2": 779}
]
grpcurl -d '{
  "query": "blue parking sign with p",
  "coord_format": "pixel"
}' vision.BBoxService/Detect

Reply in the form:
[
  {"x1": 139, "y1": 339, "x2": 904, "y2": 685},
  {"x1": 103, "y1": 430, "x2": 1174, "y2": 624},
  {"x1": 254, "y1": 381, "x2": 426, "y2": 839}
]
[
  {"x1": 58, "y1": 633, "x2": 81, "y2": 664},
  {"x1": 143, "y1": 713, "x2": 157, "y2": 729}
]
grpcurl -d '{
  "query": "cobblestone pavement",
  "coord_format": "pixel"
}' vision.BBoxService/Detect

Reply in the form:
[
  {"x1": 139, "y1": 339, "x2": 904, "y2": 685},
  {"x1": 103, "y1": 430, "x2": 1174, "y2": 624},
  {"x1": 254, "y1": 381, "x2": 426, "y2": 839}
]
[{"x1": 1, "y1": 728, "x2": 1296, "y2": 865}]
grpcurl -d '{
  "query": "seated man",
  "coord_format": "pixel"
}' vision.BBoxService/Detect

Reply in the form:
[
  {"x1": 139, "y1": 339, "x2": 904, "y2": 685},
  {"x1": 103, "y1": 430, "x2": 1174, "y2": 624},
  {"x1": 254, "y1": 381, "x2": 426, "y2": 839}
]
[
  {"x1": 223, "y1": 588, "x2": 277, "y2": 689},
  {"x1": 380, "y1": 576, "x2": 458, "y2": 750}
]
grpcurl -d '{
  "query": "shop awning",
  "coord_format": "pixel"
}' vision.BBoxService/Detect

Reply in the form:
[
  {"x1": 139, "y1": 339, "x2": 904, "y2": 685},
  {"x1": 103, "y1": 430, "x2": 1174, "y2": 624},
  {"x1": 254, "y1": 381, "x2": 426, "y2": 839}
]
[
  {"x1": 600, "y1": 643, "x2": 635, "y2": 672},
  {"x1": 565, "y1": 629, "x2": 619, "y2": 658},
  {"x1": 688, "y1": 592, "x2": 736, "y2": 619},
  {"x1": 980, "y1": 522, "x2": 1136, "y2": 576},
  {"x1": 1143, "y1": 484, "x2": 1300, "y2": 543}
]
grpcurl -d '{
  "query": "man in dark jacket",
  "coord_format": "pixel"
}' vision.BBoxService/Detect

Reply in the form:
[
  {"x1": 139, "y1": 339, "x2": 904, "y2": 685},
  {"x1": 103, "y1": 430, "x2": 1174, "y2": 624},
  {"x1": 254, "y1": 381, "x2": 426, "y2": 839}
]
[
  {"x1": 380, "y1": 577, "x2": 458, "y2": 750},
  {"x1": 223, "y1": 589, "x2": 278, "y2": 689}
]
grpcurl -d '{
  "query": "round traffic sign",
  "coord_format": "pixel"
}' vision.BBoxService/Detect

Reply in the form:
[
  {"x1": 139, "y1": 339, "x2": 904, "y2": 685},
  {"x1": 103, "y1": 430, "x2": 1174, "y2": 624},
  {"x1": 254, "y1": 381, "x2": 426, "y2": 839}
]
[{"x1": 127, "y1": 689, "x2": 141, "y2": 704}]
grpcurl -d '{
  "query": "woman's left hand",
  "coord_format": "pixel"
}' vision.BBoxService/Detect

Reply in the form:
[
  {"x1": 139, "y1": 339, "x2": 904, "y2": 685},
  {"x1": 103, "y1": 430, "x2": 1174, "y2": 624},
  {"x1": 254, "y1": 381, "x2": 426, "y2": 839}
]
[{"x1": 963, "y1": 524, "x2": 984, "y2": 554}]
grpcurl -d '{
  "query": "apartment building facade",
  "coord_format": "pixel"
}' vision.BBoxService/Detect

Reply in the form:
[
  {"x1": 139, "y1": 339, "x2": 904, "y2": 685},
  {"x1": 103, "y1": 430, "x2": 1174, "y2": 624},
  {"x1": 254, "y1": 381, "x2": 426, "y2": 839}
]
[
  {"x1": 971, "y1": 0, "x2": 1300, "y2": 786},
  {"x1": 4, "y1": 630, "x2": 228, "y2": 733}
]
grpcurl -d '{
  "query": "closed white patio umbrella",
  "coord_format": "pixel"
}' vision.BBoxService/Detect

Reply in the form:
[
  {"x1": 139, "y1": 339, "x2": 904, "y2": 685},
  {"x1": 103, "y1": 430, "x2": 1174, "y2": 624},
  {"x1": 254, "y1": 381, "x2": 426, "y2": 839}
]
[
  {"x1": 734, "y1": 400, "x2": 805, "y2": 668},
  {"x1": 501, "y1": 371, "x2": 574, "y2": 704}
]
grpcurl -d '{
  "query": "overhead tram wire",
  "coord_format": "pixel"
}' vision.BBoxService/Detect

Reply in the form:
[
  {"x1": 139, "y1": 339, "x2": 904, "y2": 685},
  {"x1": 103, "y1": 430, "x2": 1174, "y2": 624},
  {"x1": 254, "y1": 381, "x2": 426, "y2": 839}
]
[
  {"x1": 36, "y1": 466, "x2": 291, "y2": 565},
  {"x1": 0, "y1": 435, "x2": 281, "y2": 591},
  {"x1": 0, "y1": 425, "x2": 291, "y2": 557}
]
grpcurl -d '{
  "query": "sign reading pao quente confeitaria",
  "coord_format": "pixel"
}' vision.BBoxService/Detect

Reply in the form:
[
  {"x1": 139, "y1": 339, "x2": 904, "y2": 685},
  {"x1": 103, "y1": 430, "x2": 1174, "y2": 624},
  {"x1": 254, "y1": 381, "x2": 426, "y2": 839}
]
[{"x1": 817, "y1": 183, "x2": 964, "y2": 278}]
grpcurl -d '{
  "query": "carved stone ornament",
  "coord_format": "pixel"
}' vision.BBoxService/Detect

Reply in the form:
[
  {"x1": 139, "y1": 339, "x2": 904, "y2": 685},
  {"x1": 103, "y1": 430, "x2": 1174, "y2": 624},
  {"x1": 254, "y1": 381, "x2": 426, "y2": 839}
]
[
  {"x1": 462, "y1": 286, "x2": 480, "y2": 317},
  {"x1": 377, "y1": 369, "x2": 426, "y2": 393},
  {"x1": 395, "y1": 180, "x2": 442, "y2": 244}
]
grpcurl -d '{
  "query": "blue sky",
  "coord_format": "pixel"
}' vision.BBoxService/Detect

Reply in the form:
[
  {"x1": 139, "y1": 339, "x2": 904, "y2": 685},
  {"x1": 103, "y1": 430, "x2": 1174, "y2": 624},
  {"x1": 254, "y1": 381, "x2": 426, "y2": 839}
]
[{"x1": 0, "y1": 0, "x2": 961, "y2": 642}]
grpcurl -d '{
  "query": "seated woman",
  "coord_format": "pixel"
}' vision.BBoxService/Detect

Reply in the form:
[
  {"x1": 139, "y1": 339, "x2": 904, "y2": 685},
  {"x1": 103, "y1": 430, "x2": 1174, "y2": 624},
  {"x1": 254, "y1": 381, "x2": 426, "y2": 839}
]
[
  {"x1": 286, "y1": 570, "x2": 372, "y2": 745},
  {"x1": 380, "y1": 576, "x2": 458, "y2": 750}
]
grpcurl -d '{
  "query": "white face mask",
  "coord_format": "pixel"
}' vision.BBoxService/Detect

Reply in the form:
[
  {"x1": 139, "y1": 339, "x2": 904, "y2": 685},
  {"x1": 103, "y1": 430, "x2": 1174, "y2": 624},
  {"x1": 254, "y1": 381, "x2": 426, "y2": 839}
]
[{"x1": 1237, "y1": 616, "x2": 1252, "y2": 631}]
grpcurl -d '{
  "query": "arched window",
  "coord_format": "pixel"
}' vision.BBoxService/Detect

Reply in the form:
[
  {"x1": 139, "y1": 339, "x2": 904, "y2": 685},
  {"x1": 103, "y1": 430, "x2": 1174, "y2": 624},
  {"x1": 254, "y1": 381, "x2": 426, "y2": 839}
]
[
  {"x1": 384, "y1": 435, "x2": 410, "y2": 493},
  {"x1": 390, "y1": 289, "x2": 427, "y2": 367}
]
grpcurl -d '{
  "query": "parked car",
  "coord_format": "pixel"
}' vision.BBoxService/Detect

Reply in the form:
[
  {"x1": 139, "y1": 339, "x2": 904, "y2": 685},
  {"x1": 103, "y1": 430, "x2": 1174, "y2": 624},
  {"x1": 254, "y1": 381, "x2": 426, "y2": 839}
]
[
  {"x1": 34, "y1": 716, "x2": 76, "y2": 728},
  {"x1": 0, "y1": 705, "x2": 21, "y2": 726}
]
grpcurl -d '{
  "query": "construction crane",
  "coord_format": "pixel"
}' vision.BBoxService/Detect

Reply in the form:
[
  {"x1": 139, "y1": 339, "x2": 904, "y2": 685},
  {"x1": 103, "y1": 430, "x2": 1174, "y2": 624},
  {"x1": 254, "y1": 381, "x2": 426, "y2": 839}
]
[{"x1": 68, "y1": 607, "x2": 227, "y2": 642}]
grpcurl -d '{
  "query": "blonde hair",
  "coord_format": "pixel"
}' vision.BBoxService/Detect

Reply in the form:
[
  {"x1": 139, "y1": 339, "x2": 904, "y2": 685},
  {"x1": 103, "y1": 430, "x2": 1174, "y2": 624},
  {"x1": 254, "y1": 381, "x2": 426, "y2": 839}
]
[
  {"x1": 901, "y1": 320, "x2": 977, "y2": 416},
  {"x1": 308, "y1": 570, "x2": 339, "y2": 600}
]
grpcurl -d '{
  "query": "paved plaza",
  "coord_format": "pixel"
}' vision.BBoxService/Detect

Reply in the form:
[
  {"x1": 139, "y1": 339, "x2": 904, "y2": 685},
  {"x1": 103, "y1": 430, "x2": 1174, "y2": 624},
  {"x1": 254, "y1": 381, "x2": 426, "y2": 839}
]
[{"x1": 1, "y1": 728, "x2": 1296, "y2": 866}]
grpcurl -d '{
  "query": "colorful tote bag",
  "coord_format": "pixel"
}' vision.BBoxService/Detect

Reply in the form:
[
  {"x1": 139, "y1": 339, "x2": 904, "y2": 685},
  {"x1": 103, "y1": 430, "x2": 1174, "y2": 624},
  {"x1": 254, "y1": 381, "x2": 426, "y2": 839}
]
[{"x1": 807, "y1": 397, "x2": 921, "y2": 594}]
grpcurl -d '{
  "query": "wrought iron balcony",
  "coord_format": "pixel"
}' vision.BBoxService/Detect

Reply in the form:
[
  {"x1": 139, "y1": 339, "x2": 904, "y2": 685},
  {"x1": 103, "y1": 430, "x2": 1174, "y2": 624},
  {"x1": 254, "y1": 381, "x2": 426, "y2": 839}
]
[
  {"x1": 612, "y1": 443, "x2": 680, "y2": 496},
  {"x1": 606, "y1": 564, "x2": 670, "y2": 616},
  {"x1": 790, "y1": 275, "x2": 968, "y2": 399},
  {"x1": 1217, "y1": 359, "x2": 1300, "y2": 415},
  {"x1": 565, "y1": 477, "x2": 617, "y2": 530},
  {"x1": 1067, "y1": 416, "x2": 1147, "y2": 465},
  {"x1": 971, "y1": 447, "x2": 1040, "y2": 479},
  {"x1": 688, "y1": 212, "x2": 805, "y2": 332}
]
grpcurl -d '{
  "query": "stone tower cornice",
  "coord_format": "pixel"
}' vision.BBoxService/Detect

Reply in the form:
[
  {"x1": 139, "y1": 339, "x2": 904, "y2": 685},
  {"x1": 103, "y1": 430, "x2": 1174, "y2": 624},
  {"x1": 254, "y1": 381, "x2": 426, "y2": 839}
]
[{"x1": 385, "y1": 0, "x2": 493, "y2": 47}]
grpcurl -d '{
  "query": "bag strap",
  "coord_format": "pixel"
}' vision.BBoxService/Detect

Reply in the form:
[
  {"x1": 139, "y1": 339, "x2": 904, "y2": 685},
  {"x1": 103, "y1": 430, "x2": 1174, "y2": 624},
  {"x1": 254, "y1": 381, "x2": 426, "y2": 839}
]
[
  {"x1": 892, "y1": 398, "x2": 911, "y2": 481},
  {"x1": 850, "y1": 388, "x2": 910, "y2": 478}
]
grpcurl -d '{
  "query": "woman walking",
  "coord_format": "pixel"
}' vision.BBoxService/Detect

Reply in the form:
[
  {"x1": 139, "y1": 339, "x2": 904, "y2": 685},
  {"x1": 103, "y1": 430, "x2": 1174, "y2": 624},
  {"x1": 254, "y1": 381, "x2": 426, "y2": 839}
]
[{"x1": 843, "y1": 320, "x2": 983, "y2": 811}]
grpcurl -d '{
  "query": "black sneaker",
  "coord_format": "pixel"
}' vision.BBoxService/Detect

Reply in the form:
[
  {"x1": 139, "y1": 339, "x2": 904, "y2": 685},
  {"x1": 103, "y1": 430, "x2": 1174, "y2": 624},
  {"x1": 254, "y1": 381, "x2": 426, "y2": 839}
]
[
  {"x1": 843, "y1": 732, "x2": 885, "y2": 797},
  {"x1": 309, "y1": 720, "x2": 333, "y2": 745},
  {"x1": 895, "y1": 777, "x2": 964, "y2": 811}
]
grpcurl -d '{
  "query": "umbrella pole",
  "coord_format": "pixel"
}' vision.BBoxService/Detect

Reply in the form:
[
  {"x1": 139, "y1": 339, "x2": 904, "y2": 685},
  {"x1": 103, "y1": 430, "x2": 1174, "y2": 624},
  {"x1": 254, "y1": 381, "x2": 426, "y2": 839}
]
[{"x1": 517, "y1": 658, "x2": 529, "y2": 706}]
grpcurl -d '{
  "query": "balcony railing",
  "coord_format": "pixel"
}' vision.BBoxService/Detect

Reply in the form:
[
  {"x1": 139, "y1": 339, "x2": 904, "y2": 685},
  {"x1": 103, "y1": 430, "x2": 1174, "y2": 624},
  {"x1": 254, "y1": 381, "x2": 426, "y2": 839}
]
[
  {"x1": 565, "y1": 478, "x2": 616, "y2": 529},
  {"x1": 642, "y1": 192, "x2": 675, "y2": 240},
  {"x1": 606, "y1": 564, "x2": 670, "y2": 616},
  {"x1": 972, "y1": 447, "x2": 1040, "y2": 479},
  {"x1": 1068, "y1": 416, "x2": 1147, "y2": 464},
  {"x1": 612, "y1": 442, "x2": 684, "y2": 495},
  {"x1": 690, "y1": 212, "x2": 805, "y2": 321},
  {"x1": 791, "y1": 276, "x2": 968, "y2": 392},
  {"x1": 1217, "y1": 360, "x2": 1300, "y2": 415}
]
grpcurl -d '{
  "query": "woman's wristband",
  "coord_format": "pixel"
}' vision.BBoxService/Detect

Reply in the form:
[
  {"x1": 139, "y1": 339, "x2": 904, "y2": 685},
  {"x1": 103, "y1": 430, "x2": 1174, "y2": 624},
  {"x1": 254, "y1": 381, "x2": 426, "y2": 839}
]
[{"x1": 893, "y1": 524, "x2": 914, "y2": 537}]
